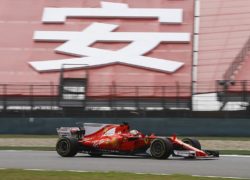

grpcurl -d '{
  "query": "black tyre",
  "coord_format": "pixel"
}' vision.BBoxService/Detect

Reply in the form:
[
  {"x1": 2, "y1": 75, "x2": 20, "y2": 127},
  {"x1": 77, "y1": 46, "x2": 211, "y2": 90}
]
[
  {"x1": 150, "y1": 138, "x2": 173, "y2": 159},
  {"x1": 88, "y1": 152, "x2": 103, "y2": 157},
  {"x1": 182, "y1": 138, "x2": 201, "y2": 150},
  {"x1": 56, "y1": 137, "x2": 79, "y2": 157}
]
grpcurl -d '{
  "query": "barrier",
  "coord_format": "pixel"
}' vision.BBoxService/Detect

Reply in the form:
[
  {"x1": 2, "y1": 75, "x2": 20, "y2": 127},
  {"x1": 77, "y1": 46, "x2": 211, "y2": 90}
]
[{"x1": 0, "y1": 117, "x2": 250, "y2": 136}]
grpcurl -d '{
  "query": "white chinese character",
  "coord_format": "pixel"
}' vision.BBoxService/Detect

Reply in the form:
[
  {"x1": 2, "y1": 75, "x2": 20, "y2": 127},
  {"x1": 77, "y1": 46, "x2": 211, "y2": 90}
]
[
  {"x1": 42, "y1": 1, "x2": 183, "y2": 24},
  {"x1": 30, "y1": 2, "x2": 190, "y2": 73}
]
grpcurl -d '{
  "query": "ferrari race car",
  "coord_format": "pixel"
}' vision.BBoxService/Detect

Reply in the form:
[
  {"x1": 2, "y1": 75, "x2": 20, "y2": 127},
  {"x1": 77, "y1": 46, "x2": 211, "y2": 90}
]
[{"x1": 56, "y1": 122, "x2": 219, "y2": 159}]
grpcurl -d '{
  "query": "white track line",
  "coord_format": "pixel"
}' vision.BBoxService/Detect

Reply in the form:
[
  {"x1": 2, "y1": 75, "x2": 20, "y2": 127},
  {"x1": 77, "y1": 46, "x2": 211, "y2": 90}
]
[
  {"x1": 192, "y1": 175, "x2": 250, "y2": 180},
  {"x1": 221, "y1": 155, "x2": 250, "y2": 158}
]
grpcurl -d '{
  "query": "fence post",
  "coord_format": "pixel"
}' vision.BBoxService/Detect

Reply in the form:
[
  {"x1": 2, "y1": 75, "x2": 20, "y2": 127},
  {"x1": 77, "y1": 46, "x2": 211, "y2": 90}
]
[
  {"x1": 176, "y1": 82, "x2": 180, "y2": 108},
  {"x1": 109, "y1": 84, "x2": 113, "y2": 110},
  {"x1": 135, "y1": 86, "x2": 139, "y2": 110},
  {"x1": 3, "y1": 84, "x2": 7, "y2": 110},
  {"x1": 112, "y1": 82, "x2": 117, "y2": 112},
  {"x1": 242, "y1": 81, "x2": 247, "y2": 102},
  {"x1": 161, "y1": 86, "x2": 166, "y2": 109},
  {"x1": 29, "y1": 84, "x2": 33, "y2": 110},
  {"x1": 50, "y1": 82, "x2": 54, "y2": 110}
]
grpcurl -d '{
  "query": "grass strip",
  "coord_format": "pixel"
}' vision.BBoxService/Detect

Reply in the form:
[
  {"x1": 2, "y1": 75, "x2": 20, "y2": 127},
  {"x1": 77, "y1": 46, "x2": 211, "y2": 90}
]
[
  {"x1": 0, "y1": 134, "x2": 57, "y2": 138},
  {"x1": 0, "y1": 169, "x2": 244, "y2": 180},
  {"x1": 219, "y1": 150, "x2": 250, "y2": 155},
  {"x1": 192, "y1": 136, "x2": 250, "y2": 141}
]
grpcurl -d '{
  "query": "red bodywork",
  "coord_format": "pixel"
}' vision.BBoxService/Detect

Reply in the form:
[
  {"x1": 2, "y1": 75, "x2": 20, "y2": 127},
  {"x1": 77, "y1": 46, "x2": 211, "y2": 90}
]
[
  {"x1": 62, "y1": 123, "x2": 218, "y2": 158},
  {"x1": 169, "y1": 135, "x2": 208, "y2": 157},
  {"x1": 79, "y1": 124, "x2": 155, "y2": 153}
]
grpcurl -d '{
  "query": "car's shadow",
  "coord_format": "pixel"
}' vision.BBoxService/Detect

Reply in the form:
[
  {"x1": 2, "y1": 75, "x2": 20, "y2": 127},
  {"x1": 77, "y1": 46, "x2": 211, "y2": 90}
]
[{"x1": 75, "y1": 154, "x2": 148, "y2": 160}]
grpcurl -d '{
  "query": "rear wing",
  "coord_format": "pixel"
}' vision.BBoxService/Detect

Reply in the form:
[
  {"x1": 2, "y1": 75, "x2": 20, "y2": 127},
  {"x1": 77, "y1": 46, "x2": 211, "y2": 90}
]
[
  {"x1": 56, "y1": 123, "x2": 111, "y2": 138},
  {"x1": 84, "y1": 123, "x2": 110, "y2": 135}
]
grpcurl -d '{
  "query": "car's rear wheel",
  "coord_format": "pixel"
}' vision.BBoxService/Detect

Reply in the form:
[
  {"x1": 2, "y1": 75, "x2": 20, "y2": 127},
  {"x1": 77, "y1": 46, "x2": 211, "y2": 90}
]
[
  {"x1": 56, "y1": 137, "x2": 79, "y2": 157},
  {"x1": 182, "y1": 138, "x2": 201, "y2": 150},
  {"x1": 150, "y1": 138, "x2": 173, "y2": 159}
]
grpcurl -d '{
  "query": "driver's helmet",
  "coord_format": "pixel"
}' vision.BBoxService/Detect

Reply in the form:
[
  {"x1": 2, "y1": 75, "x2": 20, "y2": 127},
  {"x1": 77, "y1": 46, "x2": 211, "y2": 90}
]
[{"x1": 130, "y1": 129, "x2": 139, "y2": 135}]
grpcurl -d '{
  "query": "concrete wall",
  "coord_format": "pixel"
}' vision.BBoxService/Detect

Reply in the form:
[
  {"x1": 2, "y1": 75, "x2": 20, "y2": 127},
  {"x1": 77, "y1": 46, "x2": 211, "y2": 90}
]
[{"x1": 1, "y1": 117, "x2": 250, "y2": 136}]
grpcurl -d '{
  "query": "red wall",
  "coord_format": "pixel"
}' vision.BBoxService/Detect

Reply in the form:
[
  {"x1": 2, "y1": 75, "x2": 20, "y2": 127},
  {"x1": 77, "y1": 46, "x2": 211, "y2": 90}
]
[{"x1": 0, "y1": 0, "x2": 194, "y2": 97}]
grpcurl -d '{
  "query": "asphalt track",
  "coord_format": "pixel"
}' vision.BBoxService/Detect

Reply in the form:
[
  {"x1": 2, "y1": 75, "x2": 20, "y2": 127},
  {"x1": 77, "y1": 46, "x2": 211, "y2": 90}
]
[{"x1": 0, "y1": 151, "x2": 250, "y2": 179}]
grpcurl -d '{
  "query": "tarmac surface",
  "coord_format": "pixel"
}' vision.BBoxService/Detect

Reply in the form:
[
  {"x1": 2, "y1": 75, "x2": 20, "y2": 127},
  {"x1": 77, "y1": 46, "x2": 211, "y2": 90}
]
[{"x1": 0, "y1": 150, "x2": 250, "y2": 179}]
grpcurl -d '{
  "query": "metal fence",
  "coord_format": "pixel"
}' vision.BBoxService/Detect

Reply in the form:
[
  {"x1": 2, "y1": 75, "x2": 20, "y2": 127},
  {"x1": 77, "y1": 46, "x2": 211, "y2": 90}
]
[
  {"x1": 0, "y1": 83, "x2": 58, "y2": 96},
  {"x1": 0, "y1": 82, "x2": 192, "y2": 110},
  {"x1": 1, "y1": 81, "x2": 250, "y2": 111}
]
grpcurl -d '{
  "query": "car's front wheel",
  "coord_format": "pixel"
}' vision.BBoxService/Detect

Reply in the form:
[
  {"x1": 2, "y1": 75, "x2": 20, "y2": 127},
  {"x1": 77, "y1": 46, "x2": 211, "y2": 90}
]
[
  {"x1": 56, "y1": 137, "x2": 79, "y2": 157},
  {"x1": 150, "y1": 138, "x2": 173, "y2": 159},
  {"x1": 182, "y1": 138, "x2": 201, "y2": 150}
]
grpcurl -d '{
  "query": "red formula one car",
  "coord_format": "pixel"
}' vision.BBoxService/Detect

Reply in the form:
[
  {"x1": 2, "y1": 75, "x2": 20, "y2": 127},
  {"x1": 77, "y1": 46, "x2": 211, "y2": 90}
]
[{"x1": 56, "y1": 122, "x2": 219, "y2": 159}]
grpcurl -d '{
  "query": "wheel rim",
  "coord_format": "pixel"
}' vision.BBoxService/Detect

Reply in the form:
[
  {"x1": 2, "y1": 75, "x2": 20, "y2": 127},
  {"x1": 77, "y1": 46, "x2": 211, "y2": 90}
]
[
  {"x1": 152, "y1": 141, "x2": 164, "y2": 157},
  {"x1": 58, "y1": 140, "x2": 69, "y2": 154}
]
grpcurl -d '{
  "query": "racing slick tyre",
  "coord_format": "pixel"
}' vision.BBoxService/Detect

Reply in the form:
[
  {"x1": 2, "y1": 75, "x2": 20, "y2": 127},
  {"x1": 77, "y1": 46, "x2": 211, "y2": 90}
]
[
  {"x1": 150, "y1": 138, "x2": 173, "y2": 159},
  {"x1": 56, "y1": 137, "x2": 79, "y2": 157},
  {"x1": 182, "y1": 138, "x2": 201, "y2": 150}
]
